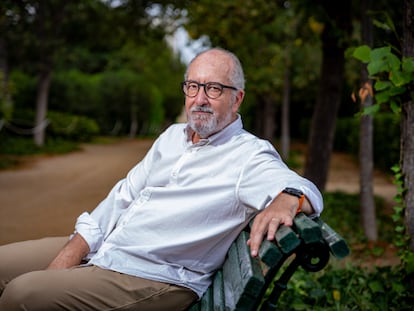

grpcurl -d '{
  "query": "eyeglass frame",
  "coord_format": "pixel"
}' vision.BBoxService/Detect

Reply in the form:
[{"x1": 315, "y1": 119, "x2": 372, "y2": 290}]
[{"x1": 181, "y1": 80, "x2": 238, "y2": 99}]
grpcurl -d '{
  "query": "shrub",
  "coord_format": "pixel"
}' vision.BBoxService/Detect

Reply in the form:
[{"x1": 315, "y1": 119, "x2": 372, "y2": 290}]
[
  {"x1": 47, "y1": 111, "x2": 100, "y2": 141},
  {"x1": 269, "y1": 191, "x2": 413, "y2": 310},
  {"x1": 333, "y1": 114, "x2": 400, "y2": 172},
  {"x1": 276, "y1": 264, "x2": 413, "y2": 310}
]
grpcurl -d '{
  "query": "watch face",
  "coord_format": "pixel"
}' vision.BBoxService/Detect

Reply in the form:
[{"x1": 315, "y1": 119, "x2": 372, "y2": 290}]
[{"x1": 283, "y1": 187, "x2": 303, "y2": 198}]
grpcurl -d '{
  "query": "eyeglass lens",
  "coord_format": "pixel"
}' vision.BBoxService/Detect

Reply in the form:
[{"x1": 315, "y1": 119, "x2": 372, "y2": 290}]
[{"x1": 183, "y1": 82, "x2": 224, "y2": 99}]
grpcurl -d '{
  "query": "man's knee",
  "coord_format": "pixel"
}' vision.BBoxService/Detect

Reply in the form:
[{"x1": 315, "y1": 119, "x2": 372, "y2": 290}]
[{"x1": 0, "y1": 271, "x2": 53, "y2": 311}]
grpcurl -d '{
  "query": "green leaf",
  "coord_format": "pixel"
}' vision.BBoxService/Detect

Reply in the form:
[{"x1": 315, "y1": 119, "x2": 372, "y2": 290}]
[
  {"x1": 390, "y1": 101, "x2": 401, "y2": 114},
  {"x1": 375, "y1": 91, "x2": 390, "y2": 104},
  {"x1": 391, "y1": 214, "x2": 400, "y2": 222},
  {"x1": 353, "y1": 45, "x2": 371, "y2": 62},
  {"x1": 402, "y1": 57, "x2": 414, "y2": 73},
  {"x1": 395, "y1": 225, "x2": 405, "y2": 233},
  {"x1": 386, "y1": 53, "x2": 402, "y2": 72},
  {"x1": 391, "y1": 165, "x2": 401, "y2": 173},
  {"x1": 405, "y1": 253, "x2": 414, "y2": 273},
  {"x1": 393, "y1": 206, "x2": 403, "y2": 213},
  {"x1": 368, "y1": 47, "x2": 401, "y2": 76},
  {"x1": 374, "y1": 80, "x2": 392, "y2": 91},
  {"x1": 368, "y1": 280, "x2": 384, "y2": 293},
  {"x1": 367, "y1": 59, "x2": 387, "y2": 75},
  {"x1": 371, "y1": 46, "x2": 391, "y2": 62},
  {"x1": 362, "y1": 104, "x2": 380, "y2": 115},
  {"x1": 388, "y1": 85, "x2": 406, "y2": 96},
  {"x1": 390, "y1": 70, "x2": 411, "y2": 87}
]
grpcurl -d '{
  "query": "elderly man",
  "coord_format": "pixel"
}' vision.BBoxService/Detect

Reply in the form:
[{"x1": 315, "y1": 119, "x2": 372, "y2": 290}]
[{"x1": 0, "y1": 48, "x2": 322, "y2": 311}]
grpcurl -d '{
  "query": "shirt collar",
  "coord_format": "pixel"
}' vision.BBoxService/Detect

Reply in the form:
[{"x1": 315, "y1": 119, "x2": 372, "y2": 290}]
[{"x1": 185, "y1": 114, "x2": 243, "y2": 146}]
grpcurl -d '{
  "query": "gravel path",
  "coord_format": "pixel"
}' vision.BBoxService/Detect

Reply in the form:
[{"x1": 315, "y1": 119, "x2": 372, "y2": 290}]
[{"x1": 0, "y1": 139, "x2": 396, "y2": 245}]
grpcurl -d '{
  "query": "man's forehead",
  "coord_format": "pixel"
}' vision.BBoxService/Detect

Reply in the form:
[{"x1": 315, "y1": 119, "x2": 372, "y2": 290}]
[{"x1": 188, "y1": 53, "x2": 232, "y2": 80}]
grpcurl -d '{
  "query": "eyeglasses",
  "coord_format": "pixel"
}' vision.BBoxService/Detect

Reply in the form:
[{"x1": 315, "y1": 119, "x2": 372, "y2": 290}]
[{"x1": 181, "y1": 81, "x2": 238, "y2": 99}]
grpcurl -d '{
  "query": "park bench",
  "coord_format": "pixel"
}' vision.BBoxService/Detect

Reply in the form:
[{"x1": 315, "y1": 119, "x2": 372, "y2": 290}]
[{"x1": 188, "y1": 213, "x2": 349, "y2": 311}]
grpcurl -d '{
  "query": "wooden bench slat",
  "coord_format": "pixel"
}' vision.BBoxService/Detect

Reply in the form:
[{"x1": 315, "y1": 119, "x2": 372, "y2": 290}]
[
  {"x1": 235, "y1": 232, "x2": 265, "y2": 310},
  {"x1": 258, "y1": 239, "x2": 284, "y2": 269},
  {"x1": 314, "y1": 218, "x2": 350, "y2": 259},
  {"x1": 188, "y1": 302, "x2": 200, "y2": 311},
  {"x1": 200, "y1": 286, "x2": 212, "y2": 311},
  {"x1": 235, "y1": 231, "x2": 265, "y2": 296},
  {"x1": 212, "y1": 270, "x2": 225, "y2": 311},
  {"x1": 275, "y1": 224, "x2": 300, "y2": 253},
  {"x1": 293, "y1": 213, "x2": 322, "y2": 244},
  {"x1": 222, "y1": 243, "x2": 242, "y2": 309},
  {"x1": 222, "y1": 232, "x2": 265, "y2": 310}
]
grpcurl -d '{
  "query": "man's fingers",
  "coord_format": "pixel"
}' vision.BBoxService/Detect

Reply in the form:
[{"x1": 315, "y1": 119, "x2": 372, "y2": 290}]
[
  {"x1": 248, "y1": 214, "x2": 280, "y2": 257},
  {"x1": 267, "y1": 217, "x2": 280, "y2": 240},
  {"x1": 248, "y1": 215, "x2": 267, "y2": 257}
]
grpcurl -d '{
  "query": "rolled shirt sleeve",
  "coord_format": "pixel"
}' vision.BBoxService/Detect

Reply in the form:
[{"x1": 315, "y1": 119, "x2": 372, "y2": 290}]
[
  {"x1": 75, "y1": 212, "x2": 104, "y2": 253},
  {"x1": 237, "y1": 140, "x2": 323, "y2": 217}
]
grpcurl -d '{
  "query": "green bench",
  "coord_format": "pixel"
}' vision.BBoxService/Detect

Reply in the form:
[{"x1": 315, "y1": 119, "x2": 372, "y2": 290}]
[{"x1": 189, "y1": 213, "x2": 350, "y2": 311}]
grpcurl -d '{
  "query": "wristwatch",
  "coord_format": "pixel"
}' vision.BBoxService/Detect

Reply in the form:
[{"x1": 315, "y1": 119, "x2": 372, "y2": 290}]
[{"x1": 282, "y1": 187, "x2": 305, "y2": 214}]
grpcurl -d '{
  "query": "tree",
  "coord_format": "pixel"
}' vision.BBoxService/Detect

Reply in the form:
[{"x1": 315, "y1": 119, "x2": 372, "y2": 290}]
[
  {"x1": 401, "y1": 0, "x2": 414, "y2": 253},
  {"x1": 2, "y1": 0, "x2": 112, "y2": 146},
  {"x1": 352, "y1": 0, "x2": 414, "y2": 276},
  {"x1": 2, "y1": 0, "x2": 184, "y2": 144},
  {"x1": 358, "y1": 0, "x2": 377, "y2": 241},
  {"x1": 304, "y1": 0, "x2": 352, "y2": 191},
  {"x1": 185, "y1": 0, "x2": 320, "y2": 145}
]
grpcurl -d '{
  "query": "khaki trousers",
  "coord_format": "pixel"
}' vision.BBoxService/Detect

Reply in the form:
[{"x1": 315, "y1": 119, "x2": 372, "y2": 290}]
[{"x1": 0, "y1": 237, "x2": 197, "y2": 311}]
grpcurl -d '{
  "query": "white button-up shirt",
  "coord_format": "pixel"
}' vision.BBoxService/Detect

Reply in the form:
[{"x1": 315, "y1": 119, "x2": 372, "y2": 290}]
[{"x1": 75, "y1": 116, "x2": 323, "y2": 298}]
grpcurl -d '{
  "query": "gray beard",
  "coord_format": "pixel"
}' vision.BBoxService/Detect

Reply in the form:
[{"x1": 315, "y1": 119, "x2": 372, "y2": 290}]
[{"x1": 187, "y1": 106, "x2": 233, "y2": 138}]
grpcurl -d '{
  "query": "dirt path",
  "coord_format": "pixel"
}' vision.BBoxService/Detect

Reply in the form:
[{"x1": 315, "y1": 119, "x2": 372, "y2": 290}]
[
  {"x1": 0, "y1": 139, "x2": 396, "y2": 245},
  {"x1": 0, "y1": 139, "x2": 154, "y2": 245}
]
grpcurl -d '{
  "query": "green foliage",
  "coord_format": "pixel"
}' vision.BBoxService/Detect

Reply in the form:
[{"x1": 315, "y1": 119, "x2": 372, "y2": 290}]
[
  {"x1": 269, "y1": 191, "x2": 414, "y2": 310},
  {"x1": 0, "y1": 109, "x2": 98, "y2": 168},
  {"x1": 0, "y1": 135, "x2": 80, "y2": 156},
  {"x1": 321, "y1": 191, "x2": 393, "y2": 245},
  {"x1": 276, "y1": 264, "x2": 413, "y2": 310},
  {"x1": 2, "y1": 109, "x2": 99, "y2": 144},
  {"x1": 49, "y1": 70, "x2": 101, "y2": 116},
  {"x1": 352, "y1": 39, "x2": 414, "y2": 276},
  {"x1": 352, "y1": 45, "x2": 414, "y2": 114},
  {"x1": 47, "y1": 111, "x2": 100, "y2": 141},
  {"x1": 391, "y1": 165, "x2": 414, "y2": 276},
  {"x1": 334, "y1": 114, "x2": 400, "y2": 172},
  {"x1": 9, "y1": 71, "x2": 37, "y2": 111},
  {"x1": 0, "y1": 71, "x2": 13, "y2": 120},
  {"x1": 185, "y1": 0, "x2": 321, "y2": 133}
]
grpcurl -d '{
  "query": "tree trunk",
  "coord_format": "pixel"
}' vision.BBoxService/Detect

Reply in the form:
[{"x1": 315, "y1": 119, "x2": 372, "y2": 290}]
[
  {"x1": 402, "y1": 0, "x2": 414, "y2": 252},
  {"x1": 359, "y1": 84, "x2": 377, "y2": 241},
  {"x1": 129, "y1": 104, "x2": 138, "y2": 138},
  {"x1": 0, "y1": 37, "x2": 12, "y2": 119},
  {"x1": 34, "y1": 69, "x2": 52, "y2": 146},
  {"x1": 304, "y1": 0, "x2": 351, "y2": 191},
  {"x1": 262, "y1": 95, "x2": 276, "y2": 142},
  {"x1": 0, "y1": 38, "x2": 8, "y2": 88},
  {"x1": 280, "y1": 62, "x2": 291, "y2": 160},
  {"x1": 359, "y1": 0, "x2": 377, "y2": 241}
]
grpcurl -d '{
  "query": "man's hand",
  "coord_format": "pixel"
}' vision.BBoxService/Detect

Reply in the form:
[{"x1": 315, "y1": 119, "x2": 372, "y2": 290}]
[
  {"x1": 47, "y1": 233, "x2": 90, "y2": 270},
  {"x1": 247, "y1": 193, "x2": 314, "y2": 257}
]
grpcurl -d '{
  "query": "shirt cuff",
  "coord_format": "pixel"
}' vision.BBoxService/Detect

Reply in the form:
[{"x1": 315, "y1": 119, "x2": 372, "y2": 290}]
[{"x1": 74, "y1": 212, "x2": 104, "y2": 253}]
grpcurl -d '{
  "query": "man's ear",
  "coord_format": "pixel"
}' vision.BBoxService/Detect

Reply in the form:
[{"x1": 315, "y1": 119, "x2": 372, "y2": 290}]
[{"x1": 232, "y1": 89, "x2": 245, "y2": 113}]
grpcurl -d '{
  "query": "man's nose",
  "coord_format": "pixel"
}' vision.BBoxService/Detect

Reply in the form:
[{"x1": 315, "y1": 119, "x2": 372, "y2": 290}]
[{"x1": 194, "y1": 86, "x2": 209, "y2": 103}]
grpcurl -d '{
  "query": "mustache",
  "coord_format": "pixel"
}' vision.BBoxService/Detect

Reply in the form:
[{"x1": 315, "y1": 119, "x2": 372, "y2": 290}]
[{"x1": 190, "y1": 106, "x2": 214, "y2": 114}]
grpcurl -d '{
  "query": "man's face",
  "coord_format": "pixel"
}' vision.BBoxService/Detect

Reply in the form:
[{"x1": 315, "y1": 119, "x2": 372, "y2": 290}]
[{"x1": 185, "y1": 51, "x2": 244, "y2": 139}]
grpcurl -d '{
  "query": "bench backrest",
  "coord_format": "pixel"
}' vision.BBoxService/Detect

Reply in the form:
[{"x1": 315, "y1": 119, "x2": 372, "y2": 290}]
[{"x1": 189, "y1": 213, "x2": 349, "y2": 311}]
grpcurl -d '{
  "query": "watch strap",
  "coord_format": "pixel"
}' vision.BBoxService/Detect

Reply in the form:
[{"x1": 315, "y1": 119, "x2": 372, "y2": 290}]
[{"x1": 282, "y1": 187, "x2": 305, "y2": 214}]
